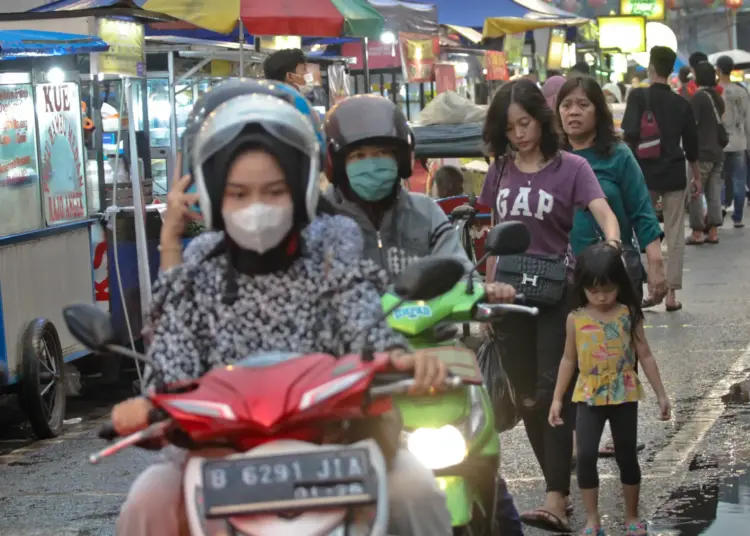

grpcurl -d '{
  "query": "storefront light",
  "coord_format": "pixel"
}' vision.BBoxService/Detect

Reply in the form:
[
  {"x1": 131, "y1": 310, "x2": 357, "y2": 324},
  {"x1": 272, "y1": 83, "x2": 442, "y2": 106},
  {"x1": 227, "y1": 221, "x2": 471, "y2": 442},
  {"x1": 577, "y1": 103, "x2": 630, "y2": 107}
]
[
  {"x1": 46, "y1": 67, "x2": 65, "y2": 85},
  {"x1": 632, "y1": 22, "x2": 677, "y2": 68},
  {"x1": 380, "y1": 31, "x2": 396, "y2": 45}
]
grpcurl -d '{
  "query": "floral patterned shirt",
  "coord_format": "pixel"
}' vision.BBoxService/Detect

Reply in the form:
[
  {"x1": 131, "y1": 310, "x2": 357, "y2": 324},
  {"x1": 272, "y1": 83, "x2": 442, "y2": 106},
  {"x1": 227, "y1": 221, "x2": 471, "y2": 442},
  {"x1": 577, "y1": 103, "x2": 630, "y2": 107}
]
[
  {"x1": 571, "y1": 304, "x2": 644, "y2": 406},
  {"x1": 142, "y1": 214, "x2": 407, "y2": 389}
]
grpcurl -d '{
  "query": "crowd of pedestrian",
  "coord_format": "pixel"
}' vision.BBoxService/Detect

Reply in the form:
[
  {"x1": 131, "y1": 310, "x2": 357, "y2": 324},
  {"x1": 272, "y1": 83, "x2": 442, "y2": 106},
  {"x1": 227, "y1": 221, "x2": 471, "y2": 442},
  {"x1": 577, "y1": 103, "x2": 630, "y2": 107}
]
[{"x1": 452, "y1": 44, "x2": 743, "y2": 535}]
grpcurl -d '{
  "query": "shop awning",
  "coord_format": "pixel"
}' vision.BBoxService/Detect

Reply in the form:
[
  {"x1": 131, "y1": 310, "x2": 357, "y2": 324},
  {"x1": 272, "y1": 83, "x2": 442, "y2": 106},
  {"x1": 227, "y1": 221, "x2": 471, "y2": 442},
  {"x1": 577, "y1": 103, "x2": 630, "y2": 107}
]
[
  {"x1": 430, "y1": 0, "x2": 588, "y2": 34},
  {"x1": 0, "y1": 29, "x2": 109, "y2": 59}
]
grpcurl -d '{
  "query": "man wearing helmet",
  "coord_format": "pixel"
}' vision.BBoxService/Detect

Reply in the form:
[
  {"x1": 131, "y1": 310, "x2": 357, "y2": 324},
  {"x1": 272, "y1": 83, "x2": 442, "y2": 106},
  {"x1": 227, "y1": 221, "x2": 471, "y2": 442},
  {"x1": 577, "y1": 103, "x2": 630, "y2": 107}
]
[
  {"x1": 111, "y1": 80, "x2": 454, "y2": 536},
  {"x1": 323, "y1": 94, "x2": 515, "y2": 299},
  {"x1": 323, "y1": 94, "x2": 524, "y2": 536}
]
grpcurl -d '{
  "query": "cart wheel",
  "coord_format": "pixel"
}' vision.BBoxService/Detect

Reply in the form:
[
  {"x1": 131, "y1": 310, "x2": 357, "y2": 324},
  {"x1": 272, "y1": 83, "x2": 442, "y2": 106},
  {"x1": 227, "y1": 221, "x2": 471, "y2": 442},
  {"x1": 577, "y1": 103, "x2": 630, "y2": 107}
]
[{"x1": 18, "y1": 318, "x2": 66, "y2": 439}]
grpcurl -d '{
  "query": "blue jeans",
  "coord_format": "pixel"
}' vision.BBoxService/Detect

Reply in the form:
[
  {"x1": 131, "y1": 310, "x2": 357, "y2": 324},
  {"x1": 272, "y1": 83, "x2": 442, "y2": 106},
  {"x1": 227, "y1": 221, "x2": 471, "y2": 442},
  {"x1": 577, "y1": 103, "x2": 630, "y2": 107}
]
[
  {"x1": 496, "y1": 476, "x2": 525, "y2": 535},
  {"x1": 722, "y1": 151, "x2": 747, "y2": 222}
]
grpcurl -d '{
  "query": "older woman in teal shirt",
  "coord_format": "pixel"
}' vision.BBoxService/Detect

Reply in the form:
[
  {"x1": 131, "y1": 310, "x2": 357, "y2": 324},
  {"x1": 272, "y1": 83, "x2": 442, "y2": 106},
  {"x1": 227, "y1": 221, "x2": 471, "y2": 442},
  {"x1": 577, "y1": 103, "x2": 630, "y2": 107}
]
[
  {"x1": 555, "y1": 76, "x2": 667, "y2": 460},
  {"x1": 556, "y1": 77, "x2": 667, "y2": 305}
]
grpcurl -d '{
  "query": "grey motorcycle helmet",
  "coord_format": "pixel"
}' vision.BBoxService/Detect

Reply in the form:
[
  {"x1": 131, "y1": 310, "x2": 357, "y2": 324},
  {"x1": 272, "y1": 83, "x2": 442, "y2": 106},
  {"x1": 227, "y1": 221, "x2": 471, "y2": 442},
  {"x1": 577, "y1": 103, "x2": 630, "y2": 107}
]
[{"x1": 324, "y1": 94, "x2": 414, "y2": 187}]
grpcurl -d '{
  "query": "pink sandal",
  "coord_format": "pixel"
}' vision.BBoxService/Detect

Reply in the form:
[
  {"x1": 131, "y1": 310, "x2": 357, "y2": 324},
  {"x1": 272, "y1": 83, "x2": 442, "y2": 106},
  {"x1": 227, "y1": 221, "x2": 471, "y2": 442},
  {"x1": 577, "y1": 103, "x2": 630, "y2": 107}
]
[{"x1": 625, "y1": 521, "x2": 648, "y2": 535}]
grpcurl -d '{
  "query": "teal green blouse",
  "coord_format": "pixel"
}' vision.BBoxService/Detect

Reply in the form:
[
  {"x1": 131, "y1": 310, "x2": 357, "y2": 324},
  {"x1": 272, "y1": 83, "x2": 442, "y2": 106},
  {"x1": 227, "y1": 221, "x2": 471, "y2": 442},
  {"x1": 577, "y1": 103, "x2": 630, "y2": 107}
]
[{"x1": 570, "y1": 143, "x2": 663, "y2": 256}]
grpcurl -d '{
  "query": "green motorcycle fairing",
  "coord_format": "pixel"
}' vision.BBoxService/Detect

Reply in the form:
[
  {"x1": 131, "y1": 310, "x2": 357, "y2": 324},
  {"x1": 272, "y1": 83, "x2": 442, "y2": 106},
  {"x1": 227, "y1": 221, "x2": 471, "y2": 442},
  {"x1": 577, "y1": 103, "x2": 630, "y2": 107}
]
[
  {"x1": 382, "y1": 281, "x2": 483, "y2": 337},
  {"x1": 383, "y1": 281, "x2": 499, "y2": 528}
]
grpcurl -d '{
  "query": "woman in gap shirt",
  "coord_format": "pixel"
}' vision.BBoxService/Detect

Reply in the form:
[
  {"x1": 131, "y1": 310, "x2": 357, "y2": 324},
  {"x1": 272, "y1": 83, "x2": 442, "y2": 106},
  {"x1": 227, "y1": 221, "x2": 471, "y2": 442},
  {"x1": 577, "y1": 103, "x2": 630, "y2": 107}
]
[{"x1": 479, "y1": 79, "x2": 620, "y2": 533}]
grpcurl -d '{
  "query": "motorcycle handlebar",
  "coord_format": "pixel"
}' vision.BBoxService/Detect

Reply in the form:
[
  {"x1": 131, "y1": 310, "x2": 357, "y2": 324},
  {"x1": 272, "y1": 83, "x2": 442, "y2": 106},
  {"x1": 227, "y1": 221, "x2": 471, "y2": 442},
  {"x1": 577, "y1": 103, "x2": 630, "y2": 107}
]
[
  {"x1": 369, "y1": 376, "x2": 462, "y2": 397},
  {"x1": 97, "y1": 407, "x2": 168, "y2": 441},
  {"x1": 474, "y1": 299, "x2": 539, "y2": 319}
]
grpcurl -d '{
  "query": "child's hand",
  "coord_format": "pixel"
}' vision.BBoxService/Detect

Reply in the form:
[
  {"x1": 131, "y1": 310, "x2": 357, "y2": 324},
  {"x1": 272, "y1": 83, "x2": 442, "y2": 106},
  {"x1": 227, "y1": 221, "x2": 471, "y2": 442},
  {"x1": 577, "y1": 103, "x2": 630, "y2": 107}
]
[
  {"x1": 658, "y1": 396, "x2": 672, "y2": 420},
  {"x1": 548, "y1": 400, "x2": 564, "y2": 427}
]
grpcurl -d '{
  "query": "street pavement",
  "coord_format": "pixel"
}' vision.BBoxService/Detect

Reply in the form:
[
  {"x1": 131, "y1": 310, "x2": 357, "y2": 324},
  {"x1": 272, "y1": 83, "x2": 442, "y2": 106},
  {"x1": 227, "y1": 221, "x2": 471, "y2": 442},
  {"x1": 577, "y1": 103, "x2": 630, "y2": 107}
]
[{"x1": 1, "y1": 222, "x2": 750, "y2": 535}]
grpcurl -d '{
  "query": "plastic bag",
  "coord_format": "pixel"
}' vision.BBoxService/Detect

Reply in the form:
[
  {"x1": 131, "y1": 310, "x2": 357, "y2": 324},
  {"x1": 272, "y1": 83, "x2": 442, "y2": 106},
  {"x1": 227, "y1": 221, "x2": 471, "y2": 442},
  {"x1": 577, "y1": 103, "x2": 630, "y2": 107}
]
[
  {"x1": 476, "y1": 327, "x2": 520, "y2": 432},
  {"x1": 417, "y1": 91, "x2": 487, "y2": 126}
]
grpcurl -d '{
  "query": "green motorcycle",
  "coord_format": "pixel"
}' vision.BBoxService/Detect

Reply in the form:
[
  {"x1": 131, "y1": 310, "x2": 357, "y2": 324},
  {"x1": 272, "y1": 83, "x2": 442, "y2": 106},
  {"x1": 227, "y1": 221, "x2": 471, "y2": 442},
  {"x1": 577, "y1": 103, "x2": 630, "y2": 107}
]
[{"x1": 382, "y1": 221, "x2": 538, "y2": 535}]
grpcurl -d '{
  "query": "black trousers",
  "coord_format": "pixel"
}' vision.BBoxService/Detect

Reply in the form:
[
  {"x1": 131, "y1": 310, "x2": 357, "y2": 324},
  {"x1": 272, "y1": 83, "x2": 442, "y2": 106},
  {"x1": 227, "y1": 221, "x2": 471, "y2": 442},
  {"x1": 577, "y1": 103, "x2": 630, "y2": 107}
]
[
  {"x1": 575, "y1": 402, "x2": 641, "y2": 489},
  {"x1": 495, "y1": 303, "x2": 573, "y2": 494}
]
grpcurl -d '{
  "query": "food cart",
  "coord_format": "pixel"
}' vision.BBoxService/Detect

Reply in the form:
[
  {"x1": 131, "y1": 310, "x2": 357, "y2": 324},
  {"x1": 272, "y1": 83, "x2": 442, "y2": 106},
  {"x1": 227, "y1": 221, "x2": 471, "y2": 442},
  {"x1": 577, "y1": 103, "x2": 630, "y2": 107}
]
[{"x1": 0, "y1": 29, "x2": 109, "y2": 438}]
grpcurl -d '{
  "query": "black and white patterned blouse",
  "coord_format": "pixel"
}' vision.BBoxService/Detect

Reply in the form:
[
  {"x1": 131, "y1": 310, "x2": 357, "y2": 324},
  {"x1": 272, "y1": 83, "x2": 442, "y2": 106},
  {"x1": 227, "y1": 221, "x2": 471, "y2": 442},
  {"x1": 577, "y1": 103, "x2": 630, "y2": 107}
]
[{"x1": 142, "y1": 214, "x2": 407, "y2": 389}]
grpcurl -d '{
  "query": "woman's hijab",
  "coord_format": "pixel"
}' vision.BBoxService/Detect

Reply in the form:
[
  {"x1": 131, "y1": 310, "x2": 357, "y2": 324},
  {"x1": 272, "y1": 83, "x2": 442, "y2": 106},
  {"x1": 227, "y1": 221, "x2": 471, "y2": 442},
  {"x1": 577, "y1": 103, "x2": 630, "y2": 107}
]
[{"x1": 542, "y1": 76, "x2": 566, "y2": 108}]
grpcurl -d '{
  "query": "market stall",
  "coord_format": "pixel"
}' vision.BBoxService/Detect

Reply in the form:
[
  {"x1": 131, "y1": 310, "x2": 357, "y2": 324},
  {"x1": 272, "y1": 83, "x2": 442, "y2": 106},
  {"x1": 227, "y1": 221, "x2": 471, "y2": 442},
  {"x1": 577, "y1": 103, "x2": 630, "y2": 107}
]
[{"x1": 0, "y1": 29, "x2": 109, "y2": 438}]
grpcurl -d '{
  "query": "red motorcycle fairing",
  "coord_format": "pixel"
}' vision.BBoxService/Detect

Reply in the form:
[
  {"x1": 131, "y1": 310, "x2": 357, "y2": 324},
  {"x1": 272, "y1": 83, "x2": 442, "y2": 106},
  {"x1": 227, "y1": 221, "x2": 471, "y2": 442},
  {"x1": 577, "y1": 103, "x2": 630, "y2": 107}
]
[{"x1": 151, "y1": 351, "x2": 394, "y2": 449}]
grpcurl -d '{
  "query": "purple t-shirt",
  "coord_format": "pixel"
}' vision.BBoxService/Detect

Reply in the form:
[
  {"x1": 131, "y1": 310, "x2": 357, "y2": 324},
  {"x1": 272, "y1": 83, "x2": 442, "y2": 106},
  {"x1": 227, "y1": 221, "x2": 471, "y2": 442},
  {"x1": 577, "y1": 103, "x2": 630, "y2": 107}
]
[{"x1": 478, "y1": 152, "x2": 604, "y2": 257}]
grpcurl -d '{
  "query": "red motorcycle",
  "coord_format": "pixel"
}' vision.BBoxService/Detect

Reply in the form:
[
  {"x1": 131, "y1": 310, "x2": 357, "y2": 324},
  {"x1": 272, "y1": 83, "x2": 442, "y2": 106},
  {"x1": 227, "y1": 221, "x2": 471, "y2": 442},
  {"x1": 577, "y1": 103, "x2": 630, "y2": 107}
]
[{"x1": 62, "y1": 256, "x2": 473, "y2": 536}]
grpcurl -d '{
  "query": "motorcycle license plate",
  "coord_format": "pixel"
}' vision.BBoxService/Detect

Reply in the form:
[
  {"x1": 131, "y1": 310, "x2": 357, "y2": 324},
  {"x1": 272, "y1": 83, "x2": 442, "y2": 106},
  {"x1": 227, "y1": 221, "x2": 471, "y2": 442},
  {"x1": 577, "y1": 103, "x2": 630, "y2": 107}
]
[{"x1": 201, "y1": 447, "x2": 377, "y2": 517}]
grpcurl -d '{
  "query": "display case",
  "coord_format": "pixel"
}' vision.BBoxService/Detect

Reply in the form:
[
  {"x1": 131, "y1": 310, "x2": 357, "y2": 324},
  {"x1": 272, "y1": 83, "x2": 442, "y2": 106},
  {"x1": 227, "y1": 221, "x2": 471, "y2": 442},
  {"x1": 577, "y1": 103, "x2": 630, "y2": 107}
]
[{"x1": 144, "y1": 77, "x2": 230, "y2": 198}]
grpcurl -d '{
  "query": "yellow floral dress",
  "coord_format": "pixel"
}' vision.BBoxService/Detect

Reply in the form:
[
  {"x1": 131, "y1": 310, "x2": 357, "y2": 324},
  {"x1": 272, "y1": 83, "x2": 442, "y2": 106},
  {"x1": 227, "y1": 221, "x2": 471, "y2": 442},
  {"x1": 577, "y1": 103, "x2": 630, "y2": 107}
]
[{"x1": 571, "y1": 304, "x2": 645, "y2": 406}]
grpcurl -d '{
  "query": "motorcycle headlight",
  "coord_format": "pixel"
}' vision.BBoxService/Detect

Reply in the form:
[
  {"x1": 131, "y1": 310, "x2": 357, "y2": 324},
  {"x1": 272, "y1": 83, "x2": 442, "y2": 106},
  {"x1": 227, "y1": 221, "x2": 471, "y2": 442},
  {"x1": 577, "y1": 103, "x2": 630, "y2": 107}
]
[{"x1": 405, "y1": 425, "x2": 467, "y2": 470}]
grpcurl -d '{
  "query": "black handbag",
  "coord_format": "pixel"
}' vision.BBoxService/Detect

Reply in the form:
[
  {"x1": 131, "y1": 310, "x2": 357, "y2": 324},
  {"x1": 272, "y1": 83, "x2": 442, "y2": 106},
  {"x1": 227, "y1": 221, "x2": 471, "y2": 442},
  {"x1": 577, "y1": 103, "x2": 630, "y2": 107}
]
[
  {"x1": 495, "y1": 254, "x2": 568, "y2": 306},
  {"x1": 702, "y1": 89, "x2": 729, "y2": 148},
  {"x1": 488, "y1": 157, "x2": 568, "y2": 306}
]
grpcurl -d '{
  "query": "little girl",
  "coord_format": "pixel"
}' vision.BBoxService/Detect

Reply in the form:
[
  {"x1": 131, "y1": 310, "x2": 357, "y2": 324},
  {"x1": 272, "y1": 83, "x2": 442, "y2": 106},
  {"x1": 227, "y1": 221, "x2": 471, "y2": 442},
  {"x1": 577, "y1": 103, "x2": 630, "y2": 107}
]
[{"x1": 548, "y1": 242, "x2": 671, "y2": 536}]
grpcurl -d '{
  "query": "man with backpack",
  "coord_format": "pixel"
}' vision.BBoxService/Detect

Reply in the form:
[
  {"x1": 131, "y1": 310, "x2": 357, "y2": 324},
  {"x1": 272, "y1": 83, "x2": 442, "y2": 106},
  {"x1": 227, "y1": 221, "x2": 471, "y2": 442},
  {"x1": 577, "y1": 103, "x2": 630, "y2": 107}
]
[
  {"x1": 622, "y1": 46, "x2": 701, "y2": 312},
  {"x1": 716, "y1": 55, "x2": 750, "y2": 227}
]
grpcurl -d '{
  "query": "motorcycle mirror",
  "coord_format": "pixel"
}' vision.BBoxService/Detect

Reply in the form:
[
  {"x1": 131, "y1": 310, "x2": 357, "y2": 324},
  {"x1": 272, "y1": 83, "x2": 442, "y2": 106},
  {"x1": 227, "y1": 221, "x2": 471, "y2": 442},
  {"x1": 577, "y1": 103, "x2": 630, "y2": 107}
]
[
  {"x1": 463, "y1": 221, "x2": 531, "y2": 295},
  {"x1": 393, "y1": 257, "x2": 465, "y2": 301},
  {"x1": 63, "y1": 304, "x2": 118, "y2": 351},
  {"x1": 63, "y1": 304, "x2": 159, "y2": 380},
  {"x1": 483, "y1": 221, "x2": 531, "y2": 256}
]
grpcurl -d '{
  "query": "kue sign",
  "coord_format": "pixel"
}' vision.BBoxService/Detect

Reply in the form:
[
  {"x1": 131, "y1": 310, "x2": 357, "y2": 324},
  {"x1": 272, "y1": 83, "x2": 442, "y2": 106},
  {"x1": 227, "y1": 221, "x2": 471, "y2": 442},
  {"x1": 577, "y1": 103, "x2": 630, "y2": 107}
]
[{"x1": 35, "y1": 82, "x2": 87, "y2": 225}]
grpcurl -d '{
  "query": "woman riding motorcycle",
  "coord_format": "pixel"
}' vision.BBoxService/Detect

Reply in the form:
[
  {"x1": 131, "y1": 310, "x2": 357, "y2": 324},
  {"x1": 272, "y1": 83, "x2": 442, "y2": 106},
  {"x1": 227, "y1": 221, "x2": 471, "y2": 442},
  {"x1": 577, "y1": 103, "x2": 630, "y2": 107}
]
[{"x1": 112, "y1": 80, "x2": 453, "y2": 536}]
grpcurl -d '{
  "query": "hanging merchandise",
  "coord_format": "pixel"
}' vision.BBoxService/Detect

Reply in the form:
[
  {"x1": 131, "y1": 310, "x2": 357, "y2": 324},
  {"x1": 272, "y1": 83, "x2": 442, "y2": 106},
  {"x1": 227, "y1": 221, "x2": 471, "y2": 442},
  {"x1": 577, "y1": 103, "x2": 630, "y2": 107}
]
[
  {"x1": 435, "y1": 64, "x2": 457, "y2": 93},
  {"x1": 726, "y1": 0, "x2": 742, "y2": 8},
  {"x1": 327, "y1": 64, "x2": 352, "y2": 107},
  {"x1": 399, "y1": 32, "x2": 440, "y2": 83},
  {"x1": 485, "y1": 51, "x2": 510, "y2": 81}
]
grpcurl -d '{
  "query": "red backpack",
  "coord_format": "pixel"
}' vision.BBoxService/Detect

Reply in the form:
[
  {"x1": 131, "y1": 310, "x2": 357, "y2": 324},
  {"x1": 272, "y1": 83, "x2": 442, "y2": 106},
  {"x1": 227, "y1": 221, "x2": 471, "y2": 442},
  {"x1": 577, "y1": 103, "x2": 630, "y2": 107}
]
[{"x1": 636, "y1": 88, "x2": 662, "y2": 160}]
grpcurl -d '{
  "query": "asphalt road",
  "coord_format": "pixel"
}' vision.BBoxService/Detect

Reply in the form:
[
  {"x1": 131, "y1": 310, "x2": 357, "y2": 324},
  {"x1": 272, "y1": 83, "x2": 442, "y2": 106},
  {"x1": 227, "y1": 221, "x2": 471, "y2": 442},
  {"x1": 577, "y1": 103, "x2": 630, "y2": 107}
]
[{"x1": 1, "y1": 222, "x2": 749, "y2": 536}]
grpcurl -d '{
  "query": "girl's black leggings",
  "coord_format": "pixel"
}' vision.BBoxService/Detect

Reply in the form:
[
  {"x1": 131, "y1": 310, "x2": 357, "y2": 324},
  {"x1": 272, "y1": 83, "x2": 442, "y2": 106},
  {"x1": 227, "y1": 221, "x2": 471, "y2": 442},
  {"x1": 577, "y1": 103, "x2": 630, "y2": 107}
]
[
  {"x1": 576, "y1": 402, "x2": 642, "y2": 489},
  {"x1": 495, "y1": 303, "x2": 573, "y2": 495}
]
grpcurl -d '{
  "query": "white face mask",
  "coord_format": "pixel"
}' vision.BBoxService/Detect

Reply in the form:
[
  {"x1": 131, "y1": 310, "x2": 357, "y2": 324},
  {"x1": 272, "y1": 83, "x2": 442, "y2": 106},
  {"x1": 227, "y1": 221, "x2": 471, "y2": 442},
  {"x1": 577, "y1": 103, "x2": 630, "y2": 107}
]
[
  {"x1": 222, "y1": 203, "x2": 294, "y2": 254},
  {"x1": 297, "y1": 72, "x2": 315, "y2": 94}
]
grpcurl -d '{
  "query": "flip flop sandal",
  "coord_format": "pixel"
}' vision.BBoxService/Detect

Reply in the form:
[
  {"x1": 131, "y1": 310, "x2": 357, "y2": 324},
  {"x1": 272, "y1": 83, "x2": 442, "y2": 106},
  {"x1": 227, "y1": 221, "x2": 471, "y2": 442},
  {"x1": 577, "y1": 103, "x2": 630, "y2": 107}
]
[
  {"x1": 598, "y1": 442, "x2": 645, "y2": 457},
  {"x1": 666, "y1": 302, "x2": 683, "y2": 312},
  {"x1": 685, "y1": 236, "x2": 705, "y2": 245},
  {"x1": 705, "y1": 236, "x2": 720, "y2": 244},
  {"x1": 625, "y1": 521, "x2": 648, "y2": 536},
  {"x1": 520, "y1": 508, "x2": 572, "y2": 533},
  {"x1": 641, "y1": 297, "x2": 658, "y2": 308},
  {"x1": 581, "y1": 527, "x2": 606, "y2": 536}
]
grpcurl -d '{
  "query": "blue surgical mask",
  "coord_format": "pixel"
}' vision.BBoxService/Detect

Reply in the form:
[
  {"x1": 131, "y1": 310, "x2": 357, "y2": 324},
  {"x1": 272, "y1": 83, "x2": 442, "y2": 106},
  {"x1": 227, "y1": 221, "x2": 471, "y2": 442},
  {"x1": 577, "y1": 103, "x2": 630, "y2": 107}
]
[{"x1": 346, "y1": 157, "x2": 399, "y2": 201}]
